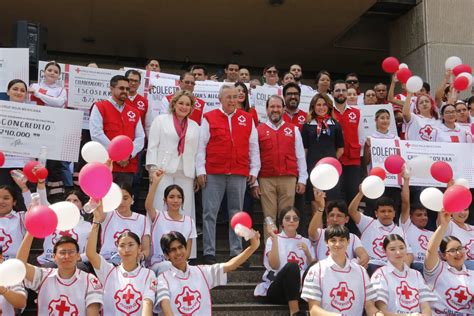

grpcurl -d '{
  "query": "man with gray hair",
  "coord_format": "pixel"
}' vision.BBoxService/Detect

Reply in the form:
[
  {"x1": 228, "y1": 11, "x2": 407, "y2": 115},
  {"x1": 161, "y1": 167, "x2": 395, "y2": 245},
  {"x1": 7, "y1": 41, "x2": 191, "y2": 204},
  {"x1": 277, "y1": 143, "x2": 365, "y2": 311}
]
[{"x1": 196, "y1": 85, "x2": 260, "y2": 264}]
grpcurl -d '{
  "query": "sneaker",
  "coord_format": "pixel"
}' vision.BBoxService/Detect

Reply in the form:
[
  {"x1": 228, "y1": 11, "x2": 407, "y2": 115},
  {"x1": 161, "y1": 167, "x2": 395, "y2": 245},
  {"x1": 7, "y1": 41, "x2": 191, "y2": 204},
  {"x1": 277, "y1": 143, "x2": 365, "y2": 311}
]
[{"x1": 202, "y1": 255, "x2": 217, "y2": 265}]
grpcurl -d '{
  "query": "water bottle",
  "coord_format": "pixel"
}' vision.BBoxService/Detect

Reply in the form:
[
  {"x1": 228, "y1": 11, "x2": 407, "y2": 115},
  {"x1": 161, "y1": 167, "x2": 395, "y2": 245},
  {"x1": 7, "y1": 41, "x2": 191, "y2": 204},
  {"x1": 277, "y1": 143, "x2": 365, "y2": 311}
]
[
  {"x1": 264, "y1": 216, "x2": 278, "y2": 234},
  {"x1": 38, "y1": 146, "x2": 48, "y2": 166},
  {"x1": 10, "y1": 170, "x2": 27, "y2": 182},
  {"x1": 234, "y1": 224, "x2": 255, "y2": 241},
  {"x1": 31, "y1": 193, "x2": 41, "y2": 207},
  {"x1": 83, "y1": 199, "x2": 100, "y2": 214}
]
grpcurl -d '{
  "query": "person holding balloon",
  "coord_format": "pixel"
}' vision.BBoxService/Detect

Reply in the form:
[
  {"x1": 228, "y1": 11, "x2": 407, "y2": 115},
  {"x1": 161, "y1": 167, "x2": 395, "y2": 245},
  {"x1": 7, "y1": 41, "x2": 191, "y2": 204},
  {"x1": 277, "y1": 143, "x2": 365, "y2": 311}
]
[
  {"x1": 145, "y1": 169, "x2": 197, "y2": 274},
  {"x1": 433, "y1": 103, "x2": 472, "y2": 143},
  {"x1": 254, "y1": 206, "x2": 314, "y2": 315},
  {"x1": 0, "y1": 251, "x2": 28, "y2": 316},
  {"x1": 86, "y1": 204, "x2": 156, "y2": 316},
  {"x1": 424, "y1": 211, "x2": 474, "y2": 315}
]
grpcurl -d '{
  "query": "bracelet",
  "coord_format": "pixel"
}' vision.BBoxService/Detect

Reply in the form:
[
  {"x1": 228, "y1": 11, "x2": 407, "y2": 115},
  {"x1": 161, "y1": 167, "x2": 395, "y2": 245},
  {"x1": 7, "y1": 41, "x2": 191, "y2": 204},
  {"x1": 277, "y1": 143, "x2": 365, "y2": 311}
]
[
  {"x1": 317, "y1": 208, "x2": 324, "y2": 213},
  {"x1": 92, "y1": 221, "x2": 101, "y2": 225}
]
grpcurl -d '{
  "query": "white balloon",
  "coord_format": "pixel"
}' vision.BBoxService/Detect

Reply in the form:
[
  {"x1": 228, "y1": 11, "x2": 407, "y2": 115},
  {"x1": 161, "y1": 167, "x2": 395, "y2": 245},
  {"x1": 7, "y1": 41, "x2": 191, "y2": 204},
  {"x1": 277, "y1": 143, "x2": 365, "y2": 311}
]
[
  {"x1": 0, "y1": 259, "x2": 26, "y2": 287},
  {"x1": 454, "y1": 178, "x2": 470, "y2": 189},
  {"x1": 445, "y1": 56, "x2": 462, "y2": 70},
  {"x1": 458, "y1": 72, "x2": 473, "y2": 86},
  {"x1": 420, "y1": 187, "x2": 443, "y2": 212},
  {"x1": 49, "y1": 201, "x2": 80, "y2": 231},
  {"x1": 81, "y1": 141, "x2": 109, "y2": 164},
  {"x1": 406, "y1": 76, "x2": 423, "y2": 93},
  {"x1": 406, "y1": 156, "x2": 433, "y2": 178},
  {"x1": 310, "y1": 164, "x2": 339, "y2": 191},
  {"x1": 102, "y1": 183, "x2": 123, "y2": 212},
  {"x1": 399, "y1": 63, "x2": 409, "y2": 69},
  {"x1": 361, "y1": 176, "x2": 385, "y2": 199}
]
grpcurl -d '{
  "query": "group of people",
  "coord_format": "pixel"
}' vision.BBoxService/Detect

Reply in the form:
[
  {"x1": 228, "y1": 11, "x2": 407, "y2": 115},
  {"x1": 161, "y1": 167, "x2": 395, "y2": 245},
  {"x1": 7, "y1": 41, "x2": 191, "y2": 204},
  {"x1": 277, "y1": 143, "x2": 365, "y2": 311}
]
[{"x1": 0, "y1": 58, "x2": 473, "y2": 315}]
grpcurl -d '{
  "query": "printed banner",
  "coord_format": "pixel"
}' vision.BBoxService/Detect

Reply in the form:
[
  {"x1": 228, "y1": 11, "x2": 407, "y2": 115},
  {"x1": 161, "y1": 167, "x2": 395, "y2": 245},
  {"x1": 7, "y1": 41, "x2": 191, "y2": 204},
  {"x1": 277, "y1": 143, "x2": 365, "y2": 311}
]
[
  {"x1": 370, "y1": 138, "x2": 474, "y2": 187},
  {"x1": 194, "y1": 80, "x2": 228, "y2": 113},
  {"x1": 251, "y1": 85, "x2": 282, "y2": 122},
  {"x1": 298, "y1": 90, "x2": 317, "y2": 113},
  {"x1": 0, "y1": 48, "x2": 29, "y2": 94},
  {"x1": 0, "y1": 100, "x2": 83, "y2": 162}
]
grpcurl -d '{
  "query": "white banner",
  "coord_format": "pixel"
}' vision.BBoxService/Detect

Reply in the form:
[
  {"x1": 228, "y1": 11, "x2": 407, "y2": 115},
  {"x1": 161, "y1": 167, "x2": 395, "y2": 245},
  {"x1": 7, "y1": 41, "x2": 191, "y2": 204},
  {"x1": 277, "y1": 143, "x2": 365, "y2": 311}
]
[
  {"x1": 0, "y1": 48, "x2": 29, "y2": 94},
  {"x1": 0, "y1": 100, "x2": 83, "y2": 162},
  {"x1": 358, "y1": 104, "x2": 397, "y2": 147},
  {"x1": 251, "y1": 85, "x2": 282, "y2": 122},
  {"x1": 370, "y1": 138, "x2": 474, "y2": 187},
  {"x1": 298, "y1": 90, "x2": 317, "y2": 113}
]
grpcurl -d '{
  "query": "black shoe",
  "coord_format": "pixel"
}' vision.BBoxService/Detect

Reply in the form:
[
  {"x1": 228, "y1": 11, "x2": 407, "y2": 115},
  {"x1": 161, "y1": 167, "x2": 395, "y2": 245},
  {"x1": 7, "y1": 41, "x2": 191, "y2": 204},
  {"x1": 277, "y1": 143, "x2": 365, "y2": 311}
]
[{"x1": 202, "y1": 255, "x2": 217, "y2": 265}]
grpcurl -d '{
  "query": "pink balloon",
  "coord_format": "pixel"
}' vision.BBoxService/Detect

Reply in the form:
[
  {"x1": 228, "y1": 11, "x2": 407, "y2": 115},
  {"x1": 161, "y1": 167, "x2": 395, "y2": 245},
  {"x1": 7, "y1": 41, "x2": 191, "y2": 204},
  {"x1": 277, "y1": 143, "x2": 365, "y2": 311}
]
[
  {"x1": 108, "y1": 136, "x2": 134, "y2": 161},
  {"x1": 384, "y1": 155, "x2": 405, "y2": 174},
  {"x1": 382, "y1": 57, "x2": 400, "y2": 73},
  {"x1": 453, "y1": 75, "x2": 469, "y2": 91},
  {"x1": 25, "y1": 206, "x2": 58, "y2": 238},
  {"x1": 453, "y1": 64, "x2": 472, "y2": 76},
  {"x1": 396, "y1": 68, "x2": 412, "y2": 84},
  {"x1": 23, "y1": 161, "x2": 40, "y2": 183},
  {"x1": 430, "y1": 161, "x2": 453, "y2": 183},
  {"x1": 443, "y1": 185, "x2": 472, "y2": 213},
  {"x1": 0, "y1": 152, "x2": 4, "y2": 167},
  {"x1": 79, "y1": 162, "x2": 113, "y2": 199},
  {"x1": 317, "y1": 157, "x2": 342, "y2": 176},
  {"x1": 230, "y1": 212, "x2": 252, "y2": 229},
  {"x1": 370, "y1": 167, "x2": 387, "y2": 180}
]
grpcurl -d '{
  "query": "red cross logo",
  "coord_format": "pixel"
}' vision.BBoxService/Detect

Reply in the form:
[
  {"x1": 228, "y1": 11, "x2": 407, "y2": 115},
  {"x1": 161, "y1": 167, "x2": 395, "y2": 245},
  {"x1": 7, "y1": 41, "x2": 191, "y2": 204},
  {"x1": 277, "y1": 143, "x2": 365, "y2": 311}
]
[
  {"x1": 114, "y1": 283, "x2": 142, "y2": 315},
  {"x1": 127, "y1": 111, "x2": 136, "y2": 121},
  {"x1": 113, "y1": 229, "x2": 131, "y2": 242},
  {"x1": 418, "y1": 235, "x2": 429, "y2": 251},
  {"x1": 136, "y1": 100, "x2": 145, "y2": 110},
  {"x1": 286, "y1": 251, "x2": 304, "y2": 269},
  {"x1": 47, "y1": 295, "x2": 79, "y2": 316},
  {"x1": 284, "y1": 127, "x2": 293, "y2": 136},
  {"x1": 329, "y1": 282, "x2": 355, "y2": 311},
  {"x1": 396, "y1": 281, "x2": 419, "y2": 310},
  {"x1": 60, "y1": 230, "x2": 72, "y2": 237},
  {"x1": 372, "y1": 235, "x2": 387, "y2": 258},
  {"x1": 155, "y1": 73, "x2": 160, "y2": 79},
  {"x1": 0, "y1": 229, "x2": 13, "y2": 253},
  {"x1": 445, "y1": 286, "x2": 473, "y2": 311},
  {"x1": 237, "y1": 115, "x2": 247, "y2": 123},
  {"x1": 297, "y1": 115, "x2": 305, "y2": 122},
  {"x1": 419, "y1": 125, "x2": 434, "y2": 141},
  {"x1": 75, "y1": 67, "x2": 81, "y2": 74},
  {"x1": 175, "y1": 286, "x2": 202, "y2": 315},
  {"x1": 348, "y1": 112, "x2": 357, "y2": 120},
  {"x1": 90, "y1": 276, "x2": 102, "y2": 290},
  {"x1": 405, "y1": 142, "x2": 411, "y2": 148},
  {"x1": 52, "y1": 230, "x2": 78, "y2": 245},
  {"x1": 195, "y1": 100, "x2": 203, "y2": 108}
]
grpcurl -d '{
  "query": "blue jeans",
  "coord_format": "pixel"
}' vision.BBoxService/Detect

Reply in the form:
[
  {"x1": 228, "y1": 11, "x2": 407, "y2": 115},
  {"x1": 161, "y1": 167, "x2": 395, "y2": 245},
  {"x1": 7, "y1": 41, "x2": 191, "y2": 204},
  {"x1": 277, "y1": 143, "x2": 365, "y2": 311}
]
[{"x1": 202, "y1": 174, "x2": 246, "y2": 257}]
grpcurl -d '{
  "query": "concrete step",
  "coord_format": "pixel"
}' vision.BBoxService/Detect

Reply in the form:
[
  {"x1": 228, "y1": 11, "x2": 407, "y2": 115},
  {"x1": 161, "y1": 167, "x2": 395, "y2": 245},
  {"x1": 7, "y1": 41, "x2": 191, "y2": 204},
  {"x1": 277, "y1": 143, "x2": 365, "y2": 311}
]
[
  {"x1": 227, "y1": 266, "x2": 265, "y2": 283},
  {"x1": 213, "y1": 303, "x2": 291, "y2": 315},
  {"x1": 211, "y1": 283, "x2": 257, "y2": 304}
]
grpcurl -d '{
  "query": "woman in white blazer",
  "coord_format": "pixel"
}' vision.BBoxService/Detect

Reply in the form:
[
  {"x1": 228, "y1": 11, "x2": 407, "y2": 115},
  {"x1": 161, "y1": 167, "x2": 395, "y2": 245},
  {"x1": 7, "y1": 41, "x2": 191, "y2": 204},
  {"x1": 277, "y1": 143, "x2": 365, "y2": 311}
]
[{"x1": 146, "y1": 90, "x2": 200, "y2": 257}]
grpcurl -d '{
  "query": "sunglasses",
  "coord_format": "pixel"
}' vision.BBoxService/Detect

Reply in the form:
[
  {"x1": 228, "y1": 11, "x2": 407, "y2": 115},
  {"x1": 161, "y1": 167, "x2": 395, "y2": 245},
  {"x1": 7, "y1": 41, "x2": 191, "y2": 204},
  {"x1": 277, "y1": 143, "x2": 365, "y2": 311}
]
[{"x1": 346, "y1": 80, "x2": 358, "y2": 84}]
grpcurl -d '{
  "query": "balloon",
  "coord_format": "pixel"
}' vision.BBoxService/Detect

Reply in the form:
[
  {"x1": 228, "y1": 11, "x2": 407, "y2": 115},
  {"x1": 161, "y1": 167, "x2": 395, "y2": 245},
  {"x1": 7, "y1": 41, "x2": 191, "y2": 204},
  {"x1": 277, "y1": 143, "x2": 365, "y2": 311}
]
[
  {"x1": 452, "y1": 64, "x2": 472, "y2": 76},
  {"x1": 81, "y1": 141, "x2": 109, "y2": 164},
  {"x1": 35, "y1": 167, "x2": 48, "y2": 180},
  {"x1": 23, "y1": 161, "x2": 40, "y2": 183},
  {"x1": 406, "y1": 156, "x2": 433, "y2": 178},
  {"x1": 310, "y1": 164, "x2": 339, "y2": 190},
  {"x1": 102, "y1": 183, "x2": 123, "y2": 212},
  {"x1": 396, "y1": 68, "x2": 412, "y2": 84},
  {"x1": 79, "y1": 162, "x2": 113, "y2": 199},
  {"x1": 316, "y1": 157, "x2": 342, "y2": 176},
  {"x1": 230, "y1": 211, "x2": 252, "y2": 229},
  {"x1": 443, "y1": 185, "x2": 472, "y2": 213},
  {"x1": 454, "y1": 178, "x2": 470, "y2": 189},
  {"x1": 108, "y1": 136, "x2": 134, "y2": 161},
  {"x1": 406, "y1": 76, "x2": 423, "y2": 93},
  {"x1": 445, "y1": 56, "x2": 462, "y2": 70},
  {"x1": 0, "y1": 259, "x2": 26, "y2": 287},
  {"x1": 384, "y1": 155, "x2": 405, "y2": 174},
  {"x1": 49, "y1": 201, "x2": 80, "y2": 231},
  {"x1": 382, "y1": 57, "x2": 400, "y2": 73},
  {"x1": 420, "y1": 187, "x2": 443, "y2": 212},
  {"x1": 369, "y1": 167, "x2": 386, "y2": 180},
  {"x1": 458, "y1": 72, "x2": 473, "y2": 86},
  {"x1": 399, "y1": 63, "x2": 409, "y2": 69},
  {"x1": 0, "y1": 152, "x2": 4, "y2": 167},
  {"x1": 25, "y1": 205, "x2": 58, "y2": 238},
  {"x1": 361, "y1": 176, "x2": 385, "y2": 199},
  {"x1": 453, "y1": 75, "x2": 470, "y2": 91},
  {"x1": 430, "y1": 161, "x2": 453, "y2": 183}
]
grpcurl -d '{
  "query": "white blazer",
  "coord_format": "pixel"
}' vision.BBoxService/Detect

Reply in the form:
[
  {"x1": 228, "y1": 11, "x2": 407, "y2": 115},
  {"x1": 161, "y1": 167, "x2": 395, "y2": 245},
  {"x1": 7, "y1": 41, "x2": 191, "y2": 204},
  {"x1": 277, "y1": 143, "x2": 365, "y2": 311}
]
[{"x1": 146, "y1": 114, "x2": 199, "y2": 179}]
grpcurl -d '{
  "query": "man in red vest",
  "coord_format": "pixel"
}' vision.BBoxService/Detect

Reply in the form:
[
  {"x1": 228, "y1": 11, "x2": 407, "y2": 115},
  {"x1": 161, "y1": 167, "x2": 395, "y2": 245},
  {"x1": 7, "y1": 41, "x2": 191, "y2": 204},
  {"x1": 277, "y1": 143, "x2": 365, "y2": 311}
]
[
  {"x1": 125, "y1": 69, "x2": 148, "y2": 129},
  {"x1": 251, "y1": 95, "x2": 307, "y2": 239},
  {"x1": 196, "y1": 85, "x2": 260, "y2": 264},
  {"x1": 89, "y1": 75, "x2": 145, "y2": 186},
  {"x1": 283, "y1": 82, "x2": 307, "y2": 131}
]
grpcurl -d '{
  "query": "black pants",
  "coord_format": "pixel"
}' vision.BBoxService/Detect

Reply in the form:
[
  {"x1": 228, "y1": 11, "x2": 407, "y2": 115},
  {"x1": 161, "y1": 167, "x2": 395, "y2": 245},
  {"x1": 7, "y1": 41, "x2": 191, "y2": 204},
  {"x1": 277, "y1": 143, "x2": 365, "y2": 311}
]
[
  {"x1": 265, "y1": 262, "x2": 301, "y2": 303},
  {"x1": 341, "y1": 165, "x2": 361, "y2": 236}
]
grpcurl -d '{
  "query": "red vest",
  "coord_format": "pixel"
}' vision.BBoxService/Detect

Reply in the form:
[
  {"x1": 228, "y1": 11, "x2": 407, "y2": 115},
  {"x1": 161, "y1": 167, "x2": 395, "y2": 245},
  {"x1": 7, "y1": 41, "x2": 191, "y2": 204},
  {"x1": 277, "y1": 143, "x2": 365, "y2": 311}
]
[
  {"x1": 95, "y1": 100, "x2": 140, "y2": 173},
  {"x1": 333, "y1": 106, "x2": 361, "y2": 166},
  {"x1": 204, "y1": 109, "x2": 252, "y2": 176},
  {"x1": 283, "y1": 110, "x2": 307, "y2": 130},
  {"x1": 166, "y1": 94, "x2": 206, "y2": 125},
  {"x1": 128, "y1": 94, "x2": 148, "y2": 127},
  {"x1": 257, "y1": 122, "x2": 298, "y2": 177}
]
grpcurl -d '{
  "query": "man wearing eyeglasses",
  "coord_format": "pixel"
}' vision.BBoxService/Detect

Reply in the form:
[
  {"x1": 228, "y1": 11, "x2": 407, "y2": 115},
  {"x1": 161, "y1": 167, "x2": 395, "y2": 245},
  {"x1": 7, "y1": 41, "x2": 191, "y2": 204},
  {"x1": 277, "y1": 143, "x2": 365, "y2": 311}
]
[
  {"x1": 89, "y1": 75, "x2": 145, "y2": 186},
  {"x1": 282, "y1": 83, "x2": 307, "y2": 131},
  {"x1": 345, "y1": 73, "x2": 364, "y2": 106}
]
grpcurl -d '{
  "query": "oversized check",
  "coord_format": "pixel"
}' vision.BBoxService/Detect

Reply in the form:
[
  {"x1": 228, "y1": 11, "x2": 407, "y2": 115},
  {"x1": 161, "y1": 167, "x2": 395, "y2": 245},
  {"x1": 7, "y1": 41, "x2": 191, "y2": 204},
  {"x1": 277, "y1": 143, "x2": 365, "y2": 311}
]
[
  {"x1": 0, "y1": 100, "x2": 83, "y2": 162},
  {"x1": 370, "y1": 138, "x2": 474, "y2": 188},
  {"x1": 0, "y1": 48, "x2": 29, "y2": 94},
  {"x1": 194, "y1": 80, "x2": 227, "y2": 113}
]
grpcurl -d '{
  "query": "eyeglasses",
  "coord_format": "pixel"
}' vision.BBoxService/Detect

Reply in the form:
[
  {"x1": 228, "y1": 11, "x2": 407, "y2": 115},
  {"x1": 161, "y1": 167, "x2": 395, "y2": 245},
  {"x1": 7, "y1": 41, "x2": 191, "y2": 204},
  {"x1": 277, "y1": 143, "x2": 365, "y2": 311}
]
[
  {"x1": 266, "y1": 70, "x2": 278, "y2": 74},
  {"x1": 183, "y1": 81, "x2": 196, "y2": 85},
  {"x1": 346, "y1": 80, "x2": 358, "y2": 84},
  {"x1": 57, "y1": 250, "x2": 77, "y2": 257},
  {"x1": 445, "y1": 246, "x2": 465, "y2": 255},
  {"x1": 283, "y1": 215, "x2": 300, "y2": 222},
  {"x1": 444, "y1": 110, "x2": 456, "y2": 115},
  {"x1": 117, "y1": 86, "x2": 130, "y2": 91},
  {"x1": 334, "y1": 89, "x2": 347, "y2": 93},
  {"x1": 128, "y1": 79, "x2": 140, "y2": 84}
]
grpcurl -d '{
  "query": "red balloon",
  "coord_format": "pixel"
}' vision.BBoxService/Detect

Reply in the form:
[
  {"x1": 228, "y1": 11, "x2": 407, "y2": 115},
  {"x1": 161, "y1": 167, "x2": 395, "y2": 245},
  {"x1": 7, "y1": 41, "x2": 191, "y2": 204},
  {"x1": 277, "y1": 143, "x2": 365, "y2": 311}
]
[
  {"x1": 25, "y1": 205, "x2": 58, "y2": 238},
  {"x1": 370, "y1": 167, "x2": 386, "y2": 180},
  {"x1": 35, "y1": 167, "x2": 49, "y2": 180},
  {"x1": 443, "y1": 185, "x2": 472, "y2": 213},
  {"x1": 316, "y1": 157, "x2": 342, "y2": 176},
  {"x1": 23, "y1": 161, "x2": 40, "y2": 183},
  {"x1": 79, "y1": 162, "x2": 113, "y2": 199},
  {"x1": 382, "y1": 57, "x2": 400, "y2": 73},
  {"x1": 108, "y1": 136, "x2": 134, "y2": 161},
  {"x1": 396, "y1": 68, "x2": 413, "y2": 84},
  {"x1": 452, "y1": 64, "x2": 472, "y2": 76},
  {"x1": 384, "y1": 155, "x2": 405, "y2": 174},
  {"x1": 430, "y1": 161, "x2": 453, "y2": 183},
  {"x1": 0, "y1": 152, "x2": 4, "y2": 167},
  {"x1": 453, "y1": 75, "x2": 469, "y2": 91},
  {"x1": 230, "y1": 212, "x2": 252, "y2": 229}
]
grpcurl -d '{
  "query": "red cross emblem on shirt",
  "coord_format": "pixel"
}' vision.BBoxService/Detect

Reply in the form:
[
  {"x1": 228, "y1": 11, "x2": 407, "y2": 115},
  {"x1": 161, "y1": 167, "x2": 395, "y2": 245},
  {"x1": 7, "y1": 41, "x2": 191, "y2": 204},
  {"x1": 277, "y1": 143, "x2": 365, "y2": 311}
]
[
  {"x1": 175, "y1": 286, "x2": 202, "y2": 315},
  {"x1": 114, "y1": 283, "x2": 142, "y2": 315},
  {"x1": 286, "y1": 251, "x2": 304, "y2": 269},
  {"x1": 48, "y1": 295, "x2": 79, "y2": 316},
  {"x1": 329, "y1": 282, "x2": 355, "y2": 312},
  {"x1": 396, "y1": 281, "x2": 419, "y2": 310},
  {"x1": 348, "y1": 112, "x2": 357, "y2": 121},
  {"x1": 372, "y1": 235, "x2": 387, "y2": 258},
  {"x1": 418, "y1": 235, "x2": 429, "y2": 251},
  {"x1": 445, "y1": 286, "x2": 473, "y2": 311},
  {"x1": 419, "y1": 125, "x2": 434, "y2": 141},
  {"x1": 113, "y1": 229, "x2": 131, "y2": 242},
  {"x1": 90, "y1": 276, "x2": 102, "y2": 290},
  {"x1": 0, "y1": 228, "x2": 13, "y2": 253}
]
